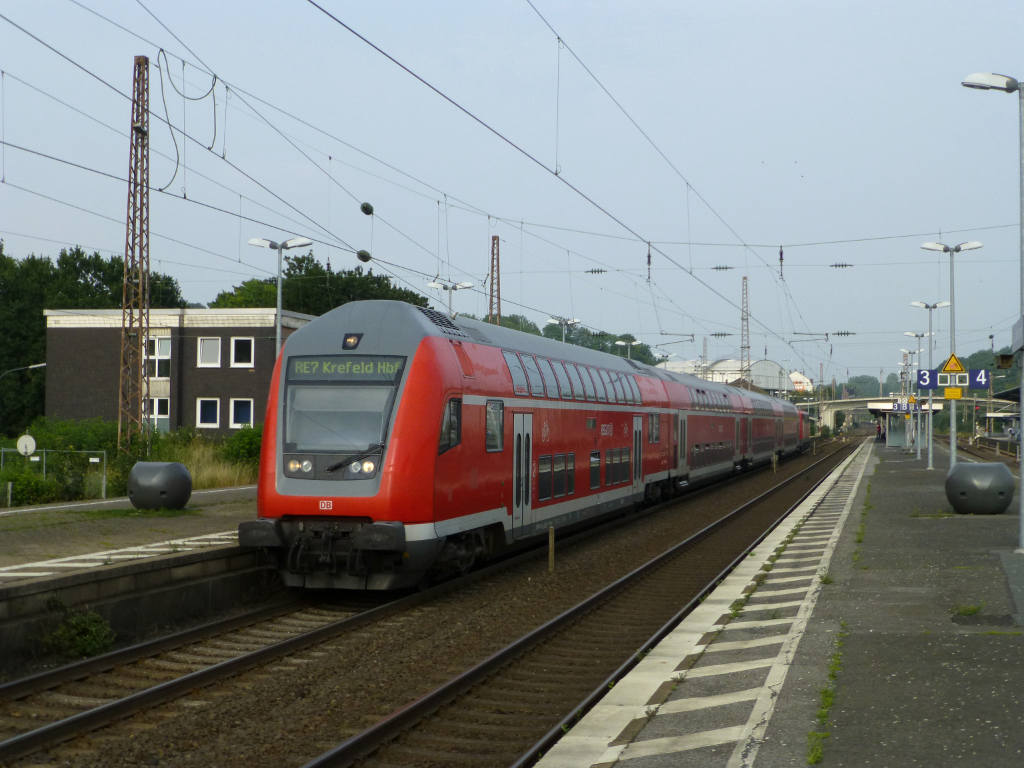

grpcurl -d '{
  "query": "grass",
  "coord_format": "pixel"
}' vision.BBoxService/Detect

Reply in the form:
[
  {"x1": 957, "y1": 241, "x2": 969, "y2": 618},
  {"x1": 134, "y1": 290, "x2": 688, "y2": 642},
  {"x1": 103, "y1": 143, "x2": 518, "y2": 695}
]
[{"x1": 179, "y1": 439, "x2": 258, "y2": 489}]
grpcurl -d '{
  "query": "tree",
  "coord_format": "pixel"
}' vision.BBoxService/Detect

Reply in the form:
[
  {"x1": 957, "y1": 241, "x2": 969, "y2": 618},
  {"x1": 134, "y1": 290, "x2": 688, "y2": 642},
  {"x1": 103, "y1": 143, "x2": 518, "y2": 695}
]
[
  {"x1": 209, "y1": 252, "x2": 427, "y2": 315},
  {"x1": 846, "y1": 374, "x2": 881, "y2": 398},
  {"x1": 496, "y1": 314, "x2": 542, "y2": 335}
]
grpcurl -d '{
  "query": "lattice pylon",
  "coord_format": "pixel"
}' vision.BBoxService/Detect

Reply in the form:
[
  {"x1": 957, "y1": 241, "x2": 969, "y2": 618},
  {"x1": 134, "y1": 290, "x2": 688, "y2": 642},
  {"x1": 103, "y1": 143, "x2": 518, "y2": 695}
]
[
  {"x1": 740, "y1": 276, "x2": 751, "y2": 389},
  {"x1": 487, "y1": 235, "x2": 501, "y2": 325},
  {"x1": 117, "y1": 55, "x2": 151, "y2": 452}
]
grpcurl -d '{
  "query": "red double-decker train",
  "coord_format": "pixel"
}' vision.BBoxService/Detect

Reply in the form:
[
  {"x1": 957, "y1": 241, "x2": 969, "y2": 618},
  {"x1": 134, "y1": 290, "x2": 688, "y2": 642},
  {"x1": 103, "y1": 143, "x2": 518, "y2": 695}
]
[{"x1": 239, "y1": 300, "x2": 808, "y2": 589}]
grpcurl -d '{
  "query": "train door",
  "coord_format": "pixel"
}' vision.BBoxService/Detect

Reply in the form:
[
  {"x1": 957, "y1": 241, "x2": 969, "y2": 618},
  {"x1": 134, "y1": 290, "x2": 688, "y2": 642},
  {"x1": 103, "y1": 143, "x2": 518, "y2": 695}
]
[
  {"x1": 632, "y1": 415, "x2": 643, "y2": 494},
  {"x1": 512, "y1": 413, "x2": 533, "y2": 531},
  {"x1": 734, "y1": 418, "x2": 741, "y2": 463}
]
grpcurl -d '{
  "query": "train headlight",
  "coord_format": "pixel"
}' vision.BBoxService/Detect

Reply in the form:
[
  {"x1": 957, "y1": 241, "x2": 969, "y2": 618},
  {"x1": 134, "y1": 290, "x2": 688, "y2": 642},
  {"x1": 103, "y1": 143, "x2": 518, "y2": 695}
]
[
  {"x1": 287, "y1": 458, "x2": 313, "y2": 474},
  {"x1": 361, "y1": 460, "x2": 376, "y2": 474},
  {"x1": 347, "y1": 461, "x2": 362, "y2": 475}
]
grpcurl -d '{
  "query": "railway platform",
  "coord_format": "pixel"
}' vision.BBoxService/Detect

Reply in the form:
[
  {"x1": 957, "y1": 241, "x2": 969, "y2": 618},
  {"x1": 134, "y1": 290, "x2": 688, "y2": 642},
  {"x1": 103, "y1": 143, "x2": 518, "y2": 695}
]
[{"x1": 536, "y1": 439, "x2": 1024, "y2": 767}]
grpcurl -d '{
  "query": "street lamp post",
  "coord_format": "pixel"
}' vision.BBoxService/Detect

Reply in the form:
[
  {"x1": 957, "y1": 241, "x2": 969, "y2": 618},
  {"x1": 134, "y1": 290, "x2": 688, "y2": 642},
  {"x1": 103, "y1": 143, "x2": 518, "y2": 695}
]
[
  {"x1": 248, "y1": 236, "x2": 313, "y2": 355},
  {"x1": 615, "y1": 339, "x2": 641, "y2": 359},
  {"x1": 427, "y1": 278, "x2": 473, "y2": 316},
  {"x1": 920, "y1": 240, "x2": 982, "y2": 469},
  {"x1": 962, "y1": 71, "x2": 1024, "y2": 551},
  {"x1": 547, "y1": 316, "x2": 580, "y2": 343},
  {"x1": 0, "y1": 362, "x2": 46, "y2": 383},
  {"x1": 905, "y1": 331, "x2": 929, "y2": 460},
  {"x1": 911, "y1": 301, "x2": 950, "y2": 470}
]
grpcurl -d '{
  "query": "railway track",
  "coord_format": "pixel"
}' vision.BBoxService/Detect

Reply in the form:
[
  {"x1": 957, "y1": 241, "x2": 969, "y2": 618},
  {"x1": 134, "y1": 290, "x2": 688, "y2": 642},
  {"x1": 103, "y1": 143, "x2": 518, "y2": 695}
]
[
  {"x1": 0, "y1": 441, "x2": 850, "y2": 767},
  {"x1": 308, "y1": 443, "x2": 856, "y2": 768},
  {"x1": 0, "y1": 597, "x2": 394, "y2": 764}
]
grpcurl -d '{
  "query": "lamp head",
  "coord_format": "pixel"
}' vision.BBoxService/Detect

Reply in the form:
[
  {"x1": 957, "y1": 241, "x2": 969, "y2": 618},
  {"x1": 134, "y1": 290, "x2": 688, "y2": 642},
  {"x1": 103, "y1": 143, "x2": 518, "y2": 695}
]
[
  {"x1": 962, "y1": 72, "x2": 1019, "y2": 93},
  {"x1": 954, "y1": 241, "x2": 982, "y2": 252}
]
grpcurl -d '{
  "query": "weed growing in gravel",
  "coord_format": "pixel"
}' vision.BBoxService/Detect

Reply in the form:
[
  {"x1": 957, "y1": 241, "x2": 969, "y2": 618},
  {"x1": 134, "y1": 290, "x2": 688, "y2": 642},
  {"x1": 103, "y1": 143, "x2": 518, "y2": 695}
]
[
  {"x1": 820, "y1": 573, "x2": 834, "y2": 585},
  {"x1": 953, "y1": 603, "x2": 983, "y2": 617},
  {"x1": 806, "y1": 620, "x2": 848, "y2": 765}
]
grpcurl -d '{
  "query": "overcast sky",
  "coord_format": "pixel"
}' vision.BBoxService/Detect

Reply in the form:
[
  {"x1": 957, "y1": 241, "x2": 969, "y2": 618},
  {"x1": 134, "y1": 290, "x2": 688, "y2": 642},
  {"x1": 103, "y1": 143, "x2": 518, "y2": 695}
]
[{"x1": 1, "y1": 0, "x2": 1022, "y2": 387}]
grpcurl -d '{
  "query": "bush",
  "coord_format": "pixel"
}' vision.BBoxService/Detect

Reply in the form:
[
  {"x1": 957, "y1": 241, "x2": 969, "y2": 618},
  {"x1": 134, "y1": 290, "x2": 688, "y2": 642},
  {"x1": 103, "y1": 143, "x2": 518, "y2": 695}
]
[
  {"x1": 43, "y1": 601, "x2": 116, "y2": 659},
  {"x1": 0, "y1": 468, "x2": 63, "y2": 505},
  {"x1": 221, "y1": 425, "x2": 262, "y2": 465}
]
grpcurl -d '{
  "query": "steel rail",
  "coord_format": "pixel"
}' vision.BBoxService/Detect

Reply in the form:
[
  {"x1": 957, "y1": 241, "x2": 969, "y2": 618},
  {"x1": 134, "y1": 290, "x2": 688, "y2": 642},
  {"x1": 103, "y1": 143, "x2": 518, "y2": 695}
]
[{"x1": 301, "y1": 443, "x2": 855, "y2": 768}]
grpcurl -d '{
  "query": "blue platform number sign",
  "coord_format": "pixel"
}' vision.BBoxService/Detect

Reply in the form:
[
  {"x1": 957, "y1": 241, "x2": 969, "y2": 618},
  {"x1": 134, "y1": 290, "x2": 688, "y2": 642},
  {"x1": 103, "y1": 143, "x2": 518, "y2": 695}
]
[
  {"x1": 916, "y1": 369, "x2": 938, "y2": 390},
  {"x1": 969, "y1": 369, "x2": 989, "y2": 390}
]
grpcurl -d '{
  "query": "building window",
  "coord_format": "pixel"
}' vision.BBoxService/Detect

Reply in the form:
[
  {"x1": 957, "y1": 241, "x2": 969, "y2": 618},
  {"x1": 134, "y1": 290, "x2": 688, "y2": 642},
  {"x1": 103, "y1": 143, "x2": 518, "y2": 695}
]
[
  {"x1": 197, "y1": 397, "x2": 219, "y2": 428},
  {"x1": 230, "y1": 398, "x2": 254, "y2": 428},
  {"x1": 146, "y1": 397, "x2": 170, "y2": 433},
  {"x1": 145, "y1": 337, "x2": 171, "y2": 379},
  {"x1": 485, "y1": 400, "x2": 504, "y2": 451},
  {"x1": 198, "y1": 337, "x2": 221, "y2": 368},
  {"x1": 231, "y1": 337, "x2": 254, "y2": 368}
]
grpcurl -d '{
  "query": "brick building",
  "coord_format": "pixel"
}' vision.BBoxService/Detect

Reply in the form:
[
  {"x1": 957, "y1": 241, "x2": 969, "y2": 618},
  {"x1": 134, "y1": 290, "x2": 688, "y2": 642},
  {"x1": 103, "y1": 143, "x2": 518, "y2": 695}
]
[{"x1": 44, "y1": 308, "x2": 314, "y2": 435}]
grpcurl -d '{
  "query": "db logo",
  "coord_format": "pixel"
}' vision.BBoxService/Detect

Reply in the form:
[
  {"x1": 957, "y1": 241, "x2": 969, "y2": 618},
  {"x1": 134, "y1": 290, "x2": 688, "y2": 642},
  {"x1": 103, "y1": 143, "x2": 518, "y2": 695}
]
[{"x1": 318, "y1": 500, "x2": 333, "y2": 511}]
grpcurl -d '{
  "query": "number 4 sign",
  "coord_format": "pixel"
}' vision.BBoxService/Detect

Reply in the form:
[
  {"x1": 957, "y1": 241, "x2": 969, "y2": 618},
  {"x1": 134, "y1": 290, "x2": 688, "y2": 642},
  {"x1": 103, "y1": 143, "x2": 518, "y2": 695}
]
[{"x1": 969, "y1": 369, "x2": 989, "y2": 390}]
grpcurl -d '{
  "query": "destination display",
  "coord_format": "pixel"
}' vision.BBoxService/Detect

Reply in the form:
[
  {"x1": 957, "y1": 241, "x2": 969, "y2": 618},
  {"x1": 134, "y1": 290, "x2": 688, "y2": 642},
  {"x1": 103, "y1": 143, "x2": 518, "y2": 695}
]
[{"x1": 287, "y1": 355, "x2": 405, "y2": 383}]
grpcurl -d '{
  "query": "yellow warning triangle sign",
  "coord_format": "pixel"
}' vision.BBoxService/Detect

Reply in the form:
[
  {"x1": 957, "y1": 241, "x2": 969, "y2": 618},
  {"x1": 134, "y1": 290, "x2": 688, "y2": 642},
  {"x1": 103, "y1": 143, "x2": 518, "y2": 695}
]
[{"x1": 941, "y1": 354, "x2": 966, "y2": 374}]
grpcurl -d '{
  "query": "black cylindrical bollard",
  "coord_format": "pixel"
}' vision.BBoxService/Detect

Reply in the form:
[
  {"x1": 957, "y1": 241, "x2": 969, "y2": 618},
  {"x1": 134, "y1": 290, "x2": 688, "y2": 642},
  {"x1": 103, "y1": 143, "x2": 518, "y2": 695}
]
[
  {"x1": 945, "y1": 462, "x2": 1015, "y2": 515},
  {"x1": 127, "y1": 461, "x2": 192, "y2": 509}
]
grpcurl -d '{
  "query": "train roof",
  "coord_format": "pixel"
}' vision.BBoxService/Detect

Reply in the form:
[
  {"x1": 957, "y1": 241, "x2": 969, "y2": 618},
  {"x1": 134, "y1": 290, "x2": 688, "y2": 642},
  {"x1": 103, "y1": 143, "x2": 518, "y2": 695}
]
[{"x1": 303, "y1": 301, "x2": 794, "y2": 411}]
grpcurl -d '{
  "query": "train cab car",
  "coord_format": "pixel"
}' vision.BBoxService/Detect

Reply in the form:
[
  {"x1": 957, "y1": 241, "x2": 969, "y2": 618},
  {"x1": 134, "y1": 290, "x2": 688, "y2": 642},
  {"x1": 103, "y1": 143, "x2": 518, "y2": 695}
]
[{"x1": 239, "y1": 300, "x2": 809, "y2": 590}]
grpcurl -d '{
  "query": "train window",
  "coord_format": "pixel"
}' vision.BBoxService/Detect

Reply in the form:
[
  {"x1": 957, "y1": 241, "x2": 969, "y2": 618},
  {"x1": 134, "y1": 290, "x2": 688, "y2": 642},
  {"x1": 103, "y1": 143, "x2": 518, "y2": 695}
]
[
  {"x1": 485, "y1": 400, "x2": 504, "y2": 451},
  {"x1": 649, "y1": 413, "x2": 660, "y2": 443},
  {"x1": 574, "y1": 364, "x2": 596, "y2": 400},
  {"x1": 524, "y1": 434, "x2": 531, "y2": 505},
  {"x1": 520, "y1": 354, "x2": 547, "y2": 397},
  {"x1": 553, "y1": 454, "x2": 566, "y2": 497},
  {"x1": 538, "y1": 358, "x2": 560, "y2": 398},
  {"x1": 502, "y1": 351, "x2": 529, "y2": 396},
  {"x1": 567, "y1": 453, "x2": 575, "y2": 494},
  {"x1": 563, "y1": 363, "x2": 584, "y2": 400},
  {"x1": 550, "y1": 360, "x2": 573, "y2": 398},
  {"x1": 515, "y1": 435, "x2": 522, "y2": 508},
  {"x1": 598, "y1": 370, "x2": 616, "y2": 402},
  {"x1": 438, "y1": 398, "x2": 462, "y2": 454},
  {"x1": 590, "y1": 451, "x2": 600, "y2": 489},
  {"x1": 609, "y1": 373, "x2": 625, "y2": 403},
  {"x1": 588, "y1": 367, "x2": 607, "y2": 402},
  {"x1": 538, "y1": 455, "x2": 552, "y2": 501},
  {"x1": 627, "y1": 376, "x2": 641, "y2": 404}
]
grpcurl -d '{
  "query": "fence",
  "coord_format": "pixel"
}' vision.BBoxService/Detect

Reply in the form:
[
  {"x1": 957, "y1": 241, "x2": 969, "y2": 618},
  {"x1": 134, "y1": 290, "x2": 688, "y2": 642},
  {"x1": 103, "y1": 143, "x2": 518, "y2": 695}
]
[{"x1": 0, "y1": 447, "x2": 107, "y2": 506}]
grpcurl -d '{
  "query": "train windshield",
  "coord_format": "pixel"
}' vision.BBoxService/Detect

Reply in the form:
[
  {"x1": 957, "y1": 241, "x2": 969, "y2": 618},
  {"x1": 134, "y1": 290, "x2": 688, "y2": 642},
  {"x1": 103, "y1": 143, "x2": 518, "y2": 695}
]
[{"x1": 283, "y1": 355, "x2": 405, "y2": 452}]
